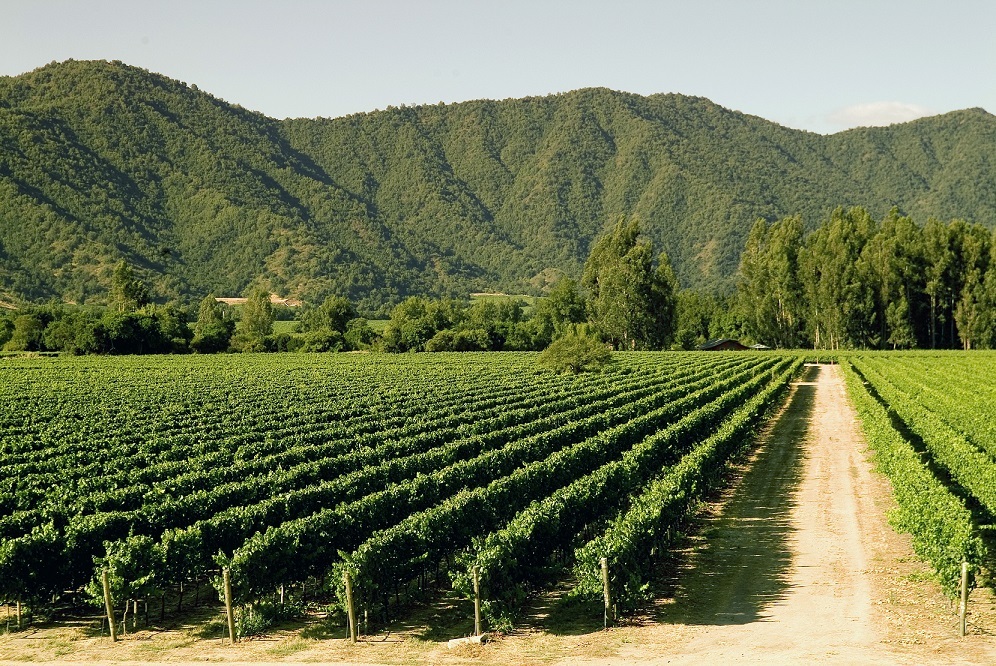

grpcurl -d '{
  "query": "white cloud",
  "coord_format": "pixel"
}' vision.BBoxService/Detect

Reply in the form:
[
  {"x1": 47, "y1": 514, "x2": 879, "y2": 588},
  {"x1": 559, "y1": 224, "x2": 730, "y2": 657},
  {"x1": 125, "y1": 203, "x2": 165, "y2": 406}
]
[{"x1": 827, "y1": 101, "x2": 936, "y2": 130}]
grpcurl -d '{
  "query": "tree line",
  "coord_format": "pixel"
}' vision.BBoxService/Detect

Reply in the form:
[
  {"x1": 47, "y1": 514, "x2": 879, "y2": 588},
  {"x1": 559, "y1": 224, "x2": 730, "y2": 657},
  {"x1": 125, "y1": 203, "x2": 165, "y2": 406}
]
[
  {"x1": 0, "y1": 218, "x2": 679, "y2": 356},
  {"x1": 4, "y1": 209, "x2": 996, "y2": 354},
  {"x1": 379, "y1": 217, "x2": 677, "y2": 354},
  {"x1": 731, "y1": 206, "x2": 996, "y2": 350},
  {"x1": 0, "y1": 262, "x2": 377, "y2": 355}
]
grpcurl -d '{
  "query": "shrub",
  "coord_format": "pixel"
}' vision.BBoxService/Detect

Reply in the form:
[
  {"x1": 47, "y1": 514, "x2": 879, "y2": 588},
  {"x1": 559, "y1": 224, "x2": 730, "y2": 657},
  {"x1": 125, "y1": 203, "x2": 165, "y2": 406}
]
[{"x1": 537, "y1": 328, "x2": 613, "y2": 374}]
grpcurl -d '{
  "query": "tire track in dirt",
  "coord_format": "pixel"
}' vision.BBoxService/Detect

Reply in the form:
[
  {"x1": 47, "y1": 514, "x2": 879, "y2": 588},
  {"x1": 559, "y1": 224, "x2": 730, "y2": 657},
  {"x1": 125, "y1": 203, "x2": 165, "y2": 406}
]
[{"x1": 657, "y1": 363, "x2": 893, "y2": 664}]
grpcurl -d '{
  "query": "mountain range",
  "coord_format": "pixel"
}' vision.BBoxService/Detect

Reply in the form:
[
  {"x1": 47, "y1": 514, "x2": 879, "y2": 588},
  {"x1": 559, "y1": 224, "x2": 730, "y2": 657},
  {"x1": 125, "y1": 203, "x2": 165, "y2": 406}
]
[{"x1": 2, "y1": 59, "x2": 995, "y2": 313}]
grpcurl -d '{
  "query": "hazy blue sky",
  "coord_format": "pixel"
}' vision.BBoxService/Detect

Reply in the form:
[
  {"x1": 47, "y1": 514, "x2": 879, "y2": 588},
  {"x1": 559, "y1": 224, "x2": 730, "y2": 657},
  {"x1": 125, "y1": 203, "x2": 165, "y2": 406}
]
[{"x1": 4, "y1": 0, "x2": 994, "y2": 134}]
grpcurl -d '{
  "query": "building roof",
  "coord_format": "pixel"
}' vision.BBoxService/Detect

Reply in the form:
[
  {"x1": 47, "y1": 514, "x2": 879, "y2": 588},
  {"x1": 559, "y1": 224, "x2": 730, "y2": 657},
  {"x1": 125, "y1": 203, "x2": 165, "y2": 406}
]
[{"x1": 697, "y1": 338, "x2": 751, "y2": 351}]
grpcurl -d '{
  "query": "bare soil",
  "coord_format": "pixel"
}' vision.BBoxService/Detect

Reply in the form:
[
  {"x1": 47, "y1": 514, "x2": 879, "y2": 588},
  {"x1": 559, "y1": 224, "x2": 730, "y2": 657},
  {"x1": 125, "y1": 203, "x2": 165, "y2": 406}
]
[
  {"x1": 635, "y1": 363, "x2": 996, "y2": 665},
  {"x1": 2, "y1": 363, "x2": 993, "y2": 665}
]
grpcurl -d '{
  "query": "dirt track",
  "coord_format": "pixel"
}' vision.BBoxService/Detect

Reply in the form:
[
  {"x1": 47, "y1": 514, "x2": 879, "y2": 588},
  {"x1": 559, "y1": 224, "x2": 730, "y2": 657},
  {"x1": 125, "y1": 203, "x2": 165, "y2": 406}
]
[{"x1": 640, "y1": 363, "x2": 995, "y2": 665}]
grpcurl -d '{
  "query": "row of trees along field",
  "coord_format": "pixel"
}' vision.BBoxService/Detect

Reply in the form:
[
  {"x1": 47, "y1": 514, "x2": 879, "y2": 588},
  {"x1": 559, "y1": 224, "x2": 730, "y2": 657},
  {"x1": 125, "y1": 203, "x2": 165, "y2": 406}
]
[
  {"x1": 3, "y1": 207, "x2": 995, "y2": 353},
  {"x1": 734, "y1": 206, "x2": 996, "y2": 350},
  {"x1": 381, "y1": 217, "x2": 677, "y2": 352},
  {"x1": 0, "y1": 260, "x2": 379, "y2": 355},
  {"x1": 0, "y1": 217, "x2": 680, "y2": 355}
]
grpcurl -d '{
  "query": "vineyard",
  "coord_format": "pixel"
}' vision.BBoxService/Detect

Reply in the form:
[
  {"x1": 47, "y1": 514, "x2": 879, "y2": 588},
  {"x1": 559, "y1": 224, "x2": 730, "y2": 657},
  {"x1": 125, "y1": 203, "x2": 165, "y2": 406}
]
[
  {"x1": 843, "y1": 353, "x2": 996, "y2": 596},
  {"x1": 0, "y1": 351, "x2": 801, "y2": 637}
]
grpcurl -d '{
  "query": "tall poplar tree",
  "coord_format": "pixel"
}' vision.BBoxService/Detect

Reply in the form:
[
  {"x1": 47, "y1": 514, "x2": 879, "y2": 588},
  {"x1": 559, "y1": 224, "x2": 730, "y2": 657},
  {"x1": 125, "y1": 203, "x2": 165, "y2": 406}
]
[
  {"x1": 953, "y1": 222, "x2": 991, "y2": 349},
  {"x1": 736, "y1": 216, "x2": 804, "y2": 348},
  {"x1": 923, "y1": 218, "x2": 954, "y2": 349},
  {"x1": 798, "y1": 207, "x2": 877, "y2": 349},
  {"x1": 582, "y1": 216, "x2": 677, "y2": 350},
  {"x1": 231, "y1": 287, "x2": 274, "y2": 352},
  {"x1": 861, "y1": 208, "x2": 923, "y2": 349},
  {"x1": 191, "y1": 294, "x2": 234, "y2": 353}
]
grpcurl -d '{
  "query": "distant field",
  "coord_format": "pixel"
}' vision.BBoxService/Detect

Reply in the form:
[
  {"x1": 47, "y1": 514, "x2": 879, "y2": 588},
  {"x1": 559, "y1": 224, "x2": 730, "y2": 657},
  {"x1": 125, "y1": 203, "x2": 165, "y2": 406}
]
[
  {"x1": 470, "y1": 292, "x2": 539, "y2": 316},
  {"x1": 367, "y1": 318, "x2": 389, "y2": 333},
  {"x1": 271, "y1": 320, "x2": 298, "y2": 334}
]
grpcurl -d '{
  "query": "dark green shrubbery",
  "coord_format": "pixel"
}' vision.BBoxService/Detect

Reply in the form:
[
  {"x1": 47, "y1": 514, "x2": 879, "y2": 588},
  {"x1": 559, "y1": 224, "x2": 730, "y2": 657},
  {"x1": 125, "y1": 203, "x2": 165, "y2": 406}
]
[{"x1": 537, "y1": 328, "x2": 613, "y2": 374}]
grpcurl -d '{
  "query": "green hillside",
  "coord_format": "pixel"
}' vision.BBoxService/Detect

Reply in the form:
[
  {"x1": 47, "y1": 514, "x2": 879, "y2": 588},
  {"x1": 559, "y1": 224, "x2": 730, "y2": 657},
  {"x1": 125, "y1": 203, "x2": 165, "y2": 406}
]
[{"x1": 1, "y1": 59, "x2": 995, "y2": 312}]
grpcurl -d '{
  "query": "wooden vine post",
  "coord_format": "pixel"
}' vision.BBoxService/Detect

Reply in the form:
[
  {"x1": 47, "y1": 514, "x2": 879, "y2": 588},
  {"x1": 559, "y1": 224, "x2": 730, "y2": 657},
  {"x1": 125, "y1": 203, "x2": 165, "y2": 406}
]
[
  {"x1": 223, "y1": 568, "x2": 237, "y2": 644},
  {"x1": 472, "y1": 565, "x2": 481, "y2": 637},
  {"x1": 959, "y1": 561, "x2": 969, "y2": 637},
  {"x1": 600, "y1": 558, "x2": 612, "y2": 629},
  {"x1": 344, "y1": 571, "x2": 357, "y2": 643},
  {"x1": 101, "y1": 569, "x2": 117, "y2": 642}
]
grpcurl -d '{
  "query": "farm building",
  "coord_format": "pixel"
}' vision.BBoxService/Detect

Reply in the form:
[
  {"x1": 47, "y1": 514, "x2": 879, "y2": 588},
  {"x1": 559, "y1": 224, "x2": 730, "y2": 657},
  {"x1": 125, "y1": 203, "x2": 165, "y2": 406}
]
[{"x1": 697, "y1": 338, "x2": 752, "y2": 351}]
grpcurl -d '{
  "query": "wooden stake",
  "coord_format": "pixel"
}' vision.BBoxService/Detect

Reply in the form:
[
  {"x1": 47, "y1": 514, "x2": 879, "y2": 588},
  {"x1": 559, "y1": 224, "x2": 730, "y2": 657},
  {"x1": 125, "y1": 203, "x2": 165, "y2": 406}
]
[
  {"x1": 344, "y1": 571, "x2": 357, "y2": 643},
  {"x1": 473, "y1": 566, "x2": 481, "y2": 637},
  {"x1": 101, "y1": 570, "x2": 117, "y2": 642},
  {"x1": 600, "y1": 558, "x2": 612, "y2": 629},
  {"x1": 959, "y1": 561, "x2": 969, "y2": 637},
  {"x1": 223, "y1": 568, "x2": 237, "y2": 644}
]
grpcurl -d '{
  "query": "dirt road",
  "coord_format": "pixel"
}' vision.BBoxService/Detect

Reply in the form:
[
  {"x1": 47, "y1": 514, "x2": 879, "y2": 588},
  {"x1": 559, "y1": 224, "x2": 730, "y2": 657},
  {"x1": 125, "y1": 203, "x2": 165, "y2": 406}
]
[{"x1": 643, "y1": 363, "x2": 995, "y2": 665}]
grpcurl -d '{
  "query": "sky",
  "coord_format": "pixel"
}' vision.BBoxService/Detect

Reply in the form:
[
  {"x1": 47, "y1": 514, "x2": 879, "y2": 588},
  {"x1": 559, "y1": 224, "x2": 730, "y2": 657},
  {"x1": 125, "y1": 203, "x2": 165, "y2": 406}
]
[{"x1": 3, "y1": 0, "x2": 995, "y2": 135}]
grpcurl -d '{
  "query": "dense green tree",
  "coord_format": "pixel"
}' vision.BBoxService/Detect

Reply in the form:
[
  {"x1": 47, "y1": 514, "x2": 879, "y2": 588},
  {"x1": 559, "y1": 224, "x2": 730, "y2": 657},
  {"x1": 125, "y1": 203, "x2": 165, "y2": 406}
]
[
  {"x1": 537, "y1": 326, "x2": 613, "y2": 374},
  {"x1": 582, "y1": 217, "x2": 677, "y2": 350},
  {"x1": 672, "y1": 291, "x2": 734, "y2": 349},
  {"x1": 980, "y1": 237, "x2": 996, "y2": 349},
  {"x1": 344, "y1": 318, "x2": 377, "y2": 350},
  {"x1": 798, "y1": 207, "x2": 878, "y2": 349},
  {"x1": 463, "y1": 298, "x2": 524, "y2": 350},
  {"x1": 859, "y1": 208, "x2": 924, "y2": 349},
  {"x1": 298, "y1": 296, "x2": 357, "y2": 334},
  {"x1": 0, "y1": 314, "x2": 13, "y2": 348},
  {"x1": 296, "y1": 329, "x2": 344, "y2": 352},
  {"x1": 100, "y1": 311, "x2": 171, "y2": 354},
  {"x1": 150, "y1": 303, "x2": 192, "y2": 352},
  {"x1": 923, "y1": 218, "x2": 956, "y2": 349},
  {"x1": 2, "y1": 313, "x2": 46, "y2": 351},
  {"x1": 529, "y1": 276, "x2": 588, "y2": 347},
  {"x1": 885, "y1": 293, "x2": 916, "y2": 349},
  {"x1": 231, "y1": 287, "x2": 274, "y2": 352},
  {"x1": 381, "y1": 297, "x2": 460, "y2": 352},
  {"x1": 727, "y1": 209, "x2": 996, "y2": 350},
  {"x1": 952, "y1": 222, "x2": 991, "y2": 349},
  {"x1": 109, "y1": 261, "x2": 150, "y2": 312},
  {"x1": 191, "y1": 295, "x2": 234, "y2": 353},
  {"x1": 736, "y1": 216, "x2": 805, "y2": 348}
]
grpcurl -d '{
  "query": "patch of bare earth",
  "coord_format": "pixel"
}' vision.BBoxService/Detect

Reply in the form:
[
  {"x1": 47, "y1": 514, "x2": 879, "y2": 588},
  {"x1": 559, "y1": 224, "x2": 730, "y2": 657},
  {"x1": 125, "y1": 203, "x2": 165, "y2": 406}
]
[
  {"x1": 1, "y1": 363, "x2": 993, "y2": 665},
  {"x1": 615, "y1": 363, "x2": 996, "y2": 665}
]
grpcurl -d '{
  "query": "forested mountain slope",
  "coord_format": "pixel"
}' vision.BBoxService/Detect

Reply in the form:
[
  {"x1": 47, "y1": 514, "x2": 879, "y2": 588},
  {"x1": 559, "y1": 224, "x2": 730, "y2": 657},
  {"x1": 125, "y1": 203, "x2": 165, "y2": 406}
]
[{"x1": 1, "y1": 59, "x2": 994, "y2": 311}]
